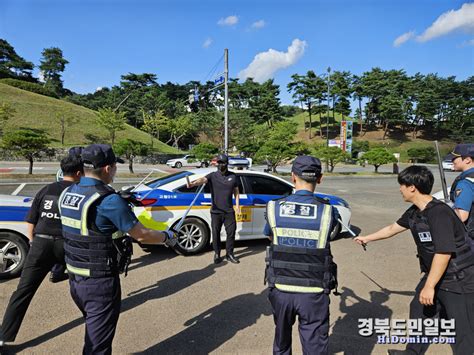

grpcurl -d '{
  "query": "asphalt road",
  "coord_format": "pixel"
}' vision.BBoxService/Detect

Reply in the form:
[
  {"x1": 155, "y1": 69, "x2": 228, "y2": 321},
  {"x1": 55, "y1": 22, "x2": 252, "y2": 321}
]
[{"x1": 0, "y1": 170, "x2": 459, "y2": 354}]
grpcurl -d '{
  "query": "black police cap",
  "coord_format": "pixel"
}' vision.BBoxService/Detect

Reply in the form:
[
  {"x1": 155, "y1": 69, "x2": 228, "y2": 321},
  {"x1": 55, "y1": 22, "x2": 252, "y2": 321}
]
[
  {"x1": 82, "y1": 144, "x2": 124, "y2": 169},
  {"x1": 217, "y1": 154, "x2": 229, "y2": 164},
  {"x1": 446, "y1": 143, "x2": 474, "y2": 161},
  {"x1": 292, "y1": 155, "x2": 322, "y2": 180}
]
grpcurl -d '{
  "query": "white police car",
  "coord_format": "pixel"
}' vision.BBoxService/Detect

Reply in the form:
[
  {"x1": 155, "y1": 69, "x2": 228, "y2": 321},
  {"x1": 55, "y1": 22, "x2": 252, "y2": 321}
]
[
  {"x1": 0, "y1": 194, "x2": 32, "y2": 279},
  {"x1": 131, "y1": 168, "x2": 351, "y2": 255}
]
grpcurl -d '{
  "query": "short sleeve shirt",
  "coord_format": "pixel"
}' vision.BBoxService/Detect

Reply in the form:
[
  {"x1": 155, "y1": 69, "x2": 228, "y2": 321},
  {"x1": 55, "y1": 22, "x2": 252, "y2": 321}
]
[
  {"x1": 397, "y1": 200, "x2": 474, "y2": 293},
  {"x1": 78, "y1": 177, "x2": 139, "y2": 234},
  {"x1": 452, "y1": 168, "x2": 474, "y2": 212},
  {"x1": 205, "y1": 171, "x2": 238, "y2": 214}
]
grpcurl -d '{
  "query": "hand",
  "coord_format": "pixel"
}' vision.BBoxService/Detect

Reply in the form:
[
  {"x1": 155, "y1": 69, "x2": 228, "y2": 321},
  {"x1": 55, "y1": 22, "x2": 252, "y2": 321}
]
[
  {"x1": 164, "y1": 230, "x2": 178, "y2": 248},
  {"x1": 235, "y1": 206, "x2": 242, "y2": 215},
  {"x1": 354, "y1": 236, "x2": 368, "y2": 246},
  {"x1": 419, "y1": 285, "x2": 435, "y2": 306}
]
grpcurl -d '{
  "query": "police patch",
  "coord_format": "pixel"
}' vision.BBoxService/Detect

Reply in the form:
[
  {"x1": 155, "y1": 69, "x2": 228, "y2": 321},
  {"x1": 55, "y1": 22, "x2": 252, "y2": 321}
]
[
  {"x1": 61, "y1": 193, "x2": 85, "y2": 210},
  {"x1": 418, "y1": 231, "x2": 432, "y2": 242},
  {"x1": 279, "y1": 202, "x2": 316, "y2": 219},
  {"x1": 455, "y1": 189, "x2": 462, "y2": 197}
]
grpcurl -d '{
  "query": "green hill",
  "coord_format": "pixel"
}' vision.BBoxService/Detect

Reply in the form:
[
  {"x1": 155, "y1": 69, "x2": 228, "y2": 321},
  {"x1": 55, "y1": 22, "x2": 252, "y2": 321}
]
[
  {"x1": 289, "y1": 111, "x2": 455, "y2": 162},
  {"x1": 0, "y1": 83, "x2": 179, "y2": 153}
]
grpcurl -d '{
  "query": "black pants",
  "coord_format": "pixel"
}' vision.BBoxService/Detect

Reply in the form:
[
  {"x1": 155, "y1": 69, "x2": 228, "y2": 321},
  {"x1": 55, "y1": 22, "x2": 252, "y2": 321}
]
[
  {"x1": 407, "y1": 277, "x2": 474, "y2": 355},
  {"x1": 268, "y1": 288, "x2": 330, "y2": 355},
  {"x1": 1, "y1": 235, "x2": 65, "y2": 342},
  {"x1": 211, "y1": 212, "x2": 236, "y2": 255},
  {"x1": 69, "y1": 275, "x2": 121, "y2": 355}
]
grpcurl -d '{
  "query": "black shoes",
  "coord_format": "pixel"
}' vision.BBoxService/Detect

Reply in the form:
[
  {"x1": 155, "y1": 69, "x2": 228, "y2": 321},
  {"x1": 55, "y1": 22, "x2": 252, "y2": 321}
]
[
  {"x1": 214, "y1": 253, "x2": 222, "y2": 264},
  {"x1": 49, "y1": 272, "x2": 69, "y2": 283},
  {"x1": 226, "y1": 254, "x2": 240, "y2": 264}
]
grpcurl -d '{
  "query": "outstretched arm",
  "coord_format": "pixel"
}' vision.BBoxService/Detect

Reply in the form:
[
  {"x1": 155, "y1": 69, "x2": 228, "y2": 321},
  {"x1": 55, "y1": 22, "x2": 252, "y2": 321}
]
[{"x1": 354, "y1": 223, "x2": 407, "y2": 246}]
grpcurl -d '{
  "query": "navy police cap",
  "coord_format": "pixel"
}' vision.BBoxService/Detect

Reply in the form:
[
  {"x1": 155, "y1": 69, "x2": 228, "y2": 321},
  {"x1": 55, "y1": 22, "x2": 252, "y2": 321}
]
[
  {"x1": 292, "y1": 155, "x2": 322, "y2": 179},
  {"x1": 446, "y1": 143, "x2": 474, "y2": 161},
  {"x1": 82, "y1": 144, "x2": 124, "y2": 169},
  {"x1": 217, "y1": 154, "x2": 229, "y2": 163}
]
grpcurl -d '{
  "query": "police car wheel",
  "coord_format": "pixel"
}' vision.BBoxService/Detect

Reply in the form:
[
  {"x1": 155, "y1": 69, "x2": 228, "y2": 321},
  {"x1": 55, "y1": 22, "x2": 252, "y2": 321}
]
[
  {"x1": 175, "y1": 162, "x2": 182, "y2": 168},
  {"x1": 0, "y1": 232, "x2": 29, "y2": 279},
  {"x1": 329, "y1": 222, "x2": 341, "y2": 241},
  {"x1": 173, "y1": 218, "x2": 209, "y2": 255}
]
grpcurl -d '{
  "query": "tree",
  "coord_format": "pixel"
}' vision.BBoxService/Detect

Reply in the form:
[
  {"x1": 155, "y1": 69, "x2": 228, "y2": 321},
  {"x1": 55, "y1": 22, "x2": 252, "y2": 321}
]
[
  {"x1": 142, "y1": 109, "x2": 168, "y2": 148},
  {"x1": 255, "y1": 121, "x2": 298, "y2": 173},
  {"x1": 96, "y1": 107, "x2": 126, "y2": 145},
  {"x1": 56, "y1": 110, "x2": 77, "y2": 145},
  {"x1": 191, "y1": 143, "x2": 219, "y2": 163},
  {"x1": 314, "y1": 146, "x2": 349, "y2": 173},
  {"x1": 0, "y1": 102, "x2": 15, "y2": 135},
  {"x1": 39, "y1": 47, "x2": 69, "y2": 96},
  {"x1": 359, "y1": 148, "x2": 396, "y2": 173},
  {"x1": 407, "y1": 147, "x2": 436, "y2": 163},
  {"x1": 114, "y1": 139, "x2": 149, "y2": 173},
  {"x1": 2, "y1": 129, "x2": 50, "y2": 174},
  {"x1": 167, "y1": 115, "x2": 195, "y2": 148},
  {"x1": 0, "y1": 39, "x2": 34, "y2": 79}
]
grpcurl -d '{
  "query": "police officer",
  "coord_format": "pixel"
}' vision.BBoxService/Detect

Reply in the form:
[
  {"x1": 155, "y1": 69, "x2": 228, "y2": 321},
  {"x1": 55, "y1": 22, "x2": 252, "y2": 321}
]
[
  {"x1": 187, "y1": 154, "x2": 241, "y2": 264},
  {"x1": 59, "y1": 144, "x2": 177, "y2": 355},
  {"x1": 264, "y1": 155, "x2": 339, "y2": 355},
  {"x1": 447, "y1": 143, "x2": 474, "y2": 239},
  {"x1": 355, "y1": 166, "x2": 474, "y2": 355},
  {"x1": 0, "y1": 151, "x2": 84, "y2": 347}
]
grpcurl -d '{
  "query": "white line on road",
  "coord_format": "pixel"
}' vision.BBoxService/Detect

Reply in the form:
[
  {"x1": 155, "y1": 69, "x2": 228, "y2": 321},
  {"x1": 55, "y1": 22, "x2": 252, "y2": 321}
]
[{"x1": 11, "y1": 183, "x2": 26, "y2": 196}]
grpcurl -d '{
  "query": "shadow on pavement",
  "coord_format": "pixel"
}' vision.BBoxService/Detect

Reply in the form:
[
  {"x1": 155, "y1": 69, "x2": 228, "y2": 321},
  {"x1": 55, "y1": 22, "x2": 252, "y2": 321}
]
[{"x1": 135, "y1": 289, "x2": 272, "y2": 354}]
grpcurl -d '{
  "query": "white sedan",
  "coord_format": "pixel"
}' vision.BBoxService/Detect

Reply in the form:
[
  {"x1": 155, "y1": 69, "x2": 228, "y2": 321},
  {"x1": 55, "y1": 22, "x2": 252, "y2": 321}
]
[
  {"x1": 166, "y1": 155, "x2": 209, "y2": 169},
  {"x1": 131, "y1": 168, "x2": 352, "y2": 255},
  {"x1": 0, "y1": 194, "x2": 32, "y2": 278}
]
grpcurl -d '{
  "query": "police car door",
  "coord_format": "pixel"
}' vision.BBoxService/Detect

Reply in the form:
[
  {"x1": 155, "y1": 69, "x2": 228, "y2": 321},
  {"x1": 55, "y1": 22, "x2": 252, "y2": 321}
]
[{"x1": 242, "y1": 175, "x2": 293, "y2": 238}]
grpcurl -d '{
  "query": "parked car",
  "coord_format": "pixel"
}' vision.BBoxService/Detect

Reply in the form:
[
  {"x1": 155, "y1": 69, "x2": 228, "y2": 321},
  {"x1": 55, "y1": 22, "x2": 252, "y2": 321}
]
[
  {"x1": 166, "y1": 155, "x2": 209, "y2": 169},
  {"x1": 0, "y1": 194, "x2": 32, "y2": 279},
  {"x1": 130, "y1": 168, "x2": 351, "y2": 255},
  {"x1": 442, "y1": 159, "x2": 454, "y2": 171}
]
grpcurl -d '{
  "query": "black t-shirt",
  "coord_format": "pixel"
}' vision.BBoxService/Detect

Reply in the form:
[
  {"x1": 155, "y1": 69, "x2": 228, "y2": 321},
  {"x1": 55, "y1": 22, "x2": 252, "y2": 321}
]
[
  {"x1": 397, "y1": 200, "x2": 474, "y2": 293},
  {"x1": 205, "y1": 171, "x2": 238, "y2": 214},
  {"x1": 26, "y1": 180, "x2": 74, "y2": 237}
]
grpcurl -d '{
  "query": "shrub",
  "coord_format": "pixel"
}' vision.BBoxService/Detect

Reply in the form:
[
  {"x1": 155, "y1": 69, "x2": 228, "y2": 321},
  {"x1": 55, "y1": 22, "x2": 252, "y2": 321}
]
[
  {"x1": 0, "y1": 78, "x2": 59, "y2": 98},
  {"x1": 407, "y1": 147, "x2": 436, "y2": 163}
]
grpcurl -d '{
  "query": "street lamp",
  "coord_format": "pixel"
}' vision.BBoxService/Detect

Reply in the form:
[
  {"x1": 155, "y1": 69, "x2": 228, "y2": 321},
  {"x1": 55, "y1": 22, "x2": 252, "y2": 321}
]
[{"x1": 326, "y1": 67, "x2": 331, "y2": 147}]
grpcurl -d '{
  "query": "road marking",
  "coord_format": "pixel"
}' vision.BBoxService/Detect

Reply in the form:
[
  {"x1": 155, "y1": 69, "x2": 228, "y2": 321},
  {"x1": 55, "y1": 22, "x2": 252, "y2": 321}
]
[{"x1": 11, "y1": 183, "x2": 26, "y2": 196}]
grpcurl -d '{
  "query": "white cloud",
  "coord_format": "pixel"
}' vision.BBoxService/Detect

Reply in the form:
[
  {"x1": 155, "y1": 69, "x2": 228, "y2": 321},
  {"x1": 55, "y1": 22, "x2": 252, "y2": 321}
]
[
  {"x1": 38, "y1": 70, "x2": 45, "y2": 83},
  {"x1": 461, "y1": 38, "x2": 474, "y2": 46},
  {"x1": 416, "y1": 2, "x2": 474, "y2": 42},
  {"x1": 217, "y1": 15, "x2": 238, "y2": 26},
  {"x1": 393, "y1": 31, "x2": 415, "y2": 47},
  {"x1": 203, "y1": 38, "x2": 213, "y2": 48},
  {"x1": 251, "y1": 20, "x2": 266, "y2": 29},
  {"x1": 238, "y1": 39, "x2": 307, "y2": 82},
  {"x1": 96, "y1": 87, "x2": 103, "y2": 92}
]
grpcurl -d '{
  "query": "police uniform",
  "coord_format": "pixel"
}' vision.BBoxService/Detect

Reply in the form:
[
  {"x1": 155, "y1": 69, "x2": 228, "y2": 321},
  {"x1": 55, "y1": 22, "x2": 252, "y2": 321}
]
[
  {"x1": 396, "y1": 199, "x2": 474, "y2": 354},
  {"x1": 264, "y1": 156, "x2": 338, "y2": 355},
  {"x1": 0, "y1": 180, "x2": 75, "y2": 343},
  {"x1": 447, "y1": 144, "x2": 474, "y2": 241},
  {"x1": 59, "y1": 145, "x2": 136, "y2": 355}
]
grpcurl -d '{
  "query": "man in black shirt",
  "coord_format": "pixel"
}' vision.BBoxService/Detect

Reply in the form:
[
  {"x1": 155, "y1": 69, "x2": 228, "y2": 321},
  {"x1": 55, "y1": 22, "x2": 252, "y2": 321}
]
[
  {"x1": 354, "y1": 166, "x2": 474, "y2": 355},
  {"x1": 0, "y1": 152, "x2": 83, "y2": 347},
  {"x1": 187, "y1": 154, "x2": 241, "y2": 264}
]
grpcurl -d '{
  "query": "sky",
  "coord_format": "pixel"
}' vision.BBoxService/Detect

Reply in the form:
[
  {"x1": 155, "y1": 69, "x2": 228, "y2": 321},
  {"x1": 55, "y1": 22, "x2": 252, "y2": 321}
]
[{"x1": 1, "y1": 0, "x2": 473, "y2": 105}]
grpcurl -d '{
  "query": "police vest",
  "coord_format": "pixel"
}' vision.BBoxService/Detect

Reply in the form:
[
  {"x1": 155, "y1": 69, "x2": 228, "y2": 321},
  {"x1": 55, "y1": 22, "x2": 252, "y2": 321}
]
[
  {"x1": 59, "y1": 182, "x2": 123, "y2": 277},
  {"x1": 265, "y1": 194, "x2": 337, "y2": 294},
  {"x1": 450, "y1": 170, "x2": 474, "y2": 239},
  {"x1": 408, "y1": 199, "x2": 474, "y2": 279}
]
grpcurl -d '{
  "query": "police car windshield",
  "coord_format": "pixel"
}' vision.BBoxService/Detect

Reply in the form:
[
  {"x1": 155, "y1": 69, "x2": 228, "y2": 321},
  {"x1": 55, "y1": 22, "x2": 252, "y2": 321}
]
[{"x1": 145, "y1": 171, "x2": 194, "y2": 189}]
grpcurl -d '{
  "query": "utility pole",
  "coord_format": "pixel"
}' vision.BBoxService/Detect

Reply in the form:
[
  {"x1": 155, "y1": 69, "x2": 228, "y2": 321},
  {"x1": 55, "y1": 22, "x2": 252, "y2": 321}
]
[
  {"x1": 224, "y1": 48, "x2": 229, "y2": 154},
  {"x1": 326, "y1": 67, "x2": 331, "y2": 147}
]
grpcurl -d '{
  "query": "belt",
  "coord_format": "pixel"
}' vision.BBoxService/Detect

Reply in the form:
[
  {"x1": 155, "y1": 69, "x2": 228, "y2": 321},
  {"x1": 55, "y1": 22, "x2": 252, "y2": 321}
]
[{"x1": 35, "y1": 234, "x2": 63, "y2": 240}]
